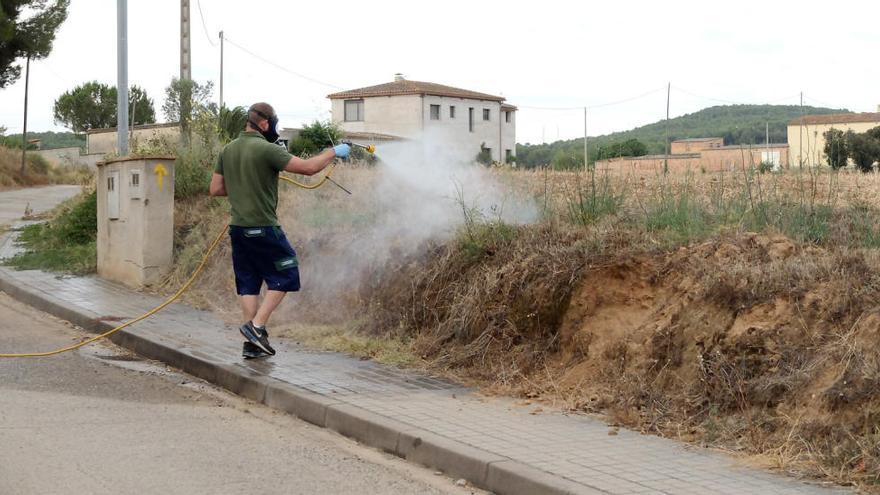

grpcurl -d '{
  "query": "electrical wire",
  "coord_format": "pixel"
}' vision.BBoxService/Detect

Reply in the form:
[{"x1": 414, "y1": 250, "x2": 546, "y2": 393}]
[
  {"x1": 223, "y1": 36, "x2": 342, "y2": 90},
  {"x1": 517, "y1": 86, "x2": 667, "y2": 111},
  {"x1": 195, "y1": 0, "x2": 217, "y2": 47}
]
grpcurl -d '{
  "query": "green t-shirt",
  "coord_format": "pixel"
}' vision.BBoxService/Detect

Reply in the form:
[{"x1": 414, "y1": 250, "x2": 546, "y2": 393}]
[{"x1": 215, "y1": 131, "x2": 292, "y2": 226}]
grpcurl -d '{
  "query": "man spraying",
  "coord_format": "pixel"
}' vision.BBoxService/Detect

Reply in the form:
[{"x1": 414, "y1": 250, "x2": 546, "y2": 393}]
[{"x1": 209, "y1": 102, "x2": 350, "y2": 359}]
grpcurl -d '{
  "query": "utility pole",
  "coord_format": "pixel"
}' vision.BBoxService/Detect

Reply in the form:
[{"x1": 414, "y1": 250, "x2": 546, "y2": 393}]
[
  {"x1": 117, "y1": 0, "x2": 129, "y2": 156},
  {"x1": 664, "y1": 82, "x2": 671, "y2": 174},
  {"x1": 219, "y1": 30, "x2": 224, "y2": 109},
  {"x1": 180, "y1": 0, "x2": 191, "y2": 143},
  {"x1": 180, "y1": 0, "x2": 191, "y2": 81},
  {"x1": 20, "y1": 55, "x2": 30, "y2": 175},
  {"x1": 583, "y1": 107, "x2": 588, "y2": 170},
  {"x1": 798, "y1": 92, "x2": 804, "y2": 167}
]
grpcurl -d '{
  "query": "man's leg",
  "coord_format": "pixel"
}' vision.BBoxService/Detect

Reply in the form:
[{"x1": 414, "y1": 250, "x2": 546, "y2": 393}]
[
  {"x1": 252, "y1": 290, "x2": 286, "y2": 328},
  {"x1": 240, "y1": 295, "x2": 259, "y2": 323}
]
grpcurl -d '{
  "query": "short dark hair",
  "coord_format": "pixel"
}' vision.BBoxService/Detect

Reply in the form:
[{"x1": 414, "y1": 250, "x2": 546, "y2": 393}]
[{"x1": 248, "y1": 102, "x2": 275, "y2": 123}]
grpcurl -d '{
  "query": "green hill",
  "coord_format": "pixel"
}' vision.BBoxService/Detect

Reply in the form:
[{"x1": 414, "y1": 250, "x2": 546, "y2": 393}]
[
  {"x1": 516, "y1": 104, "x2": 847, "y2": 168},
  {"x1": 2, "y1": 131, "x2": 85, "y2": 150}
]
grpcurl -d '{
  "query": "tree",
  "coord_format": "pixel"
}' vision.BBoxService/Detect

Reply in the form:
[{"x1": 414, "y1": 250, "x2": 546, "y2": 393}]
[
  {"x1": 53, "y1": 81, "x2": 156, "y2": 132},
  {"x1": 596, "y1": 138, "x2": 648, "y2": 160},
  {"x1": 823, "y1": 128, "x2": 848, "y2": 169},
  {"x1": 217, "y1": 105, "x2": 247, "y2": 143},
  {"x1": 0, "y1": 0, "x2": 69, "y2": 88},
  {"x1": 127, "y1": 86, "x2": 156, "y2": 126},
  {"x1": 290, "y1": 120, "x2": 342, "y2": 157},
  {"x1": 551, "y1": 148, "x2": 584, "y2": 170},
  {"x1": 846, "y1": 130, "x2": 880, "y2": 173},
  {"x1": 162, "y1": 77, "x2": 213, "y2": 123}
]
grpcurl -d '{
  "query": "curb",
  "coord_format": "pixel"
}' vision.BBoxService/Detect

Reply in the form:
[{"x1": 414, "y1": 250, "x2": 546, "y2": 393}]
[{"x1": 0, "y1": 270, "x2": 600, "y2": 495}]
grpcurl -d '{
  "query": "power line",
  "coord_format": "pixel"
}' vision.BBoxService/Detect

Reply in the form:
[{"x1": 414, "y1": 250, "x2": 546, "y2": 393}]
[
  {"x1": 517, "y1": 86, "x2": 666, "y2": 111},
  {"x1": 195, "y1": 0, "x2": 217, "y2": 47},
  {"x1": 802, "y1": 94, "x2": 847, "y2": 110},
  {"x1": 223, "y1": 36, "x2": 342, "y2": 90}
]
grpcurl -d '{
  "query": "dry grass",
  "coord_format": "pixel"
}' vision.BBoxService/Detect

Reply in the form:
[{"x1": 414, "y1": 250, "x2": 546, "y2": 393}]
[{"x1": 0, "y1": 146, "x2": 93, "y2": 189}]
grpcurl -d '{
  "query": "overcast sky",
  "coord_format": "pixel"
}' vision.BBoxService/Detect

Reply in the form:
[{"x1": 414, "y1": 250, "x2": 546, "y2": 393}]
[{"x1": 1, "y1": 0, "x2": 878, "y2": 144}]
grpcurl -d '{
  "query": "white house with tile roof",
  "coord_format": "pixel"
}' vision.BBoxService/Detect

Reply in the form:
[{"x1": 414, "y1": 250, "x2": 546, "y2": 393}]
[{"x1": 328, "y1": 75, "x2": 516, "y2": 163}]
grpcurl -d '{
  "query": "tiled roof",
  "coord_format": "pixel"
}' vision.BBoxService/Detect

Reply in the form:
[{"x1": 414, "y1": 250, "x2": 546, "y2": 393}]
[
  {"x1": 328, "y1": 80, "x2": 505, "y2": 102},
  {"x1": 672, "y1": 137, "x2": 722, "y2": 142},
  {"x1": 790, "y1": 113, "x2": 880, "y2": 126}
]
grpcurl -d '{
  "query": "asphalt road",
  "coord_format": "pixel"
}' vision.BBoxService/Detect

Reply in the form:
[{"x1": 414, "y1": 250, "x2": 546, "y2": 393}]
[
  {"x1": 0, "y1": 292, "x2": 479, "y2": 495},
  {"x1": 0, "y1": 185, "x2": 82, "y2": 226}
]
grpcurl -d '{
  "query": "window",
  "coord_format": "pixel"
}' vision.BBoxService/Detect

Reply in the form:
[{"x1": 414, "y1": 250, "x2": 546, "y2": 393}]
[
  {"x1": 468, "y1": 108, "x2": 474, "y2": 132},
  {"x1": 450, "y1": 106, "x2": 456, "y2": 118},
  {"x1": 761, "y1": 150, "x2": 781, "y2": 167},
  {"x1": 505, "y1": 111, "x2": 512, "y2": 123},
  {"x1": 344, "y1": 99, "x2": 364, "y2": 122},
  {"x1": 505, "y1": 149, "x2": 513, "y2": 163},
  {"x1": 430, "y1": 104, "x2": 440, "y2": 120},
  {"x1": 483, "y1": 108, "x2": 491, "y2": 121}
]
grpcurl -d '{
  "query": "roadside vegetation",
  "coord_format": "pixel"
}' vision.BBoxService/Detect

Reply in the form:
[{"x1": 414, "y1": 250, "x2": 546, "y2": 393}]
[
  {"x1": 0, "y1": 144, "x2": 92, "y2": 188},
  {"x1": 3, "y1": 190, "x2": 97, "y2": 274}
]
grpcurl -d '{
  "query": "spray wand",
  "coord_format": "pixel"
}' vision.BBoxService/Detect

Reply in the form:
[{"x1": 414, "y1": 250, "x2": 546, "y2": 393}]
[{"x1": 317, "y1": 139, "x2": 376, "y2": 195}]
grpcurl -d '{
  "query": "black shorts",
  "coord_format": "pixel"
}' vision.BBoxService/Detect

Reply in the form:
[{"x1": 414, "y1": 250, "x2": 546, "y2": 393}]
[{"x1": 229, "y1": 225, "x2": 301, "y2": 295}]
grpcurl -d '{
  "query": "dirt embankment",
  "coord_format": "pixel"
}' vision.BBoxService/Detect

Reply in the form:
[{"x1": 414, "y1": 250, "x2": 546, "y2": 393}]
[{"x1": 364, "y1": 227, "x2": 880, "y2": 489}]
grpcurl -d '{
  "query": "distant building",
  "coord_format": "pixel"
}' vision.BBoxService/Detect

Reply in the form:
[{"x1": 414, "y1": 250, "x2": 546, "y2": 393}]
[
  {"x1": 86, "y1": 122, "x2": 180, "y2": 155},
  {"x1": 596, "y1": 137, "x2": 789, "y2": 173},
  {"x1": 669, "y1": 137, "x2": 723, "y2": 154},
  {"x1": 328, "y1": 74, "x2": 517, "y2": 163},
  {"x1": 787, "y1": 112, "x2": 880, "y2": 167}
]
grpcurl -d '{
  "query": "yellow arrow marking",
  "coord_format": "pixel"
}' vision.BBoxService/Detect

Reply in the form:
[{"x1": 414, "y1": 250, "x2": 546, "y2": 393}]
[{"x1": 154, "y1": 163, "x2": 168, "y2": 191}]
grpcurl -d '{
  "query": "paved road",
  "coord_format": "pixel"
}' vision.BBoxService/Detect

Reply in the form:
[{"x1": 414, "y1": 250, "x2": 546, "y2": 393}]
[
  {"x1": 0, "y1": 185, "x2": 82, "y2": 226},
  {"x1": 0, "y1": 293, "x2": 479, "y2": 495}
]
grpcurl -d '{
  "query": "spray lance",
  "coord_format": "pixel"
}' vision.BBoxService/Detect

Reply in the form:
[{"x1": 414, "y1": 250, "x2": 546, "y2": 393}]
[{"x1": 319, "y1": 139, "x2": 376, "y2": 195}]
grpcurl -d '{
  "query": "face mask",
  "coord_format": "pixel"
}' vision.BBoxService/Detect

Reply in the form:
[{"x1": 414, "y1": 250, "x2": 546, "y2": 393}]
[{"x1": 248, "y1": 108, "x2": 280, "y2": 143}]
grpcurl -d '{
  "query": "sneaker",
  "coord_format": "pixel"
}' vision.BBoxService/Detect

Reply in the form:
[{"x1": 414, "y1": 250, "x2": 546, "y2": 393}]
[
  {"x1": 242, "y1": 341, "x2": 267, "y2": 359},
  {"x1": 239, "y1": 321, "x2": 276, "y2": 355}
]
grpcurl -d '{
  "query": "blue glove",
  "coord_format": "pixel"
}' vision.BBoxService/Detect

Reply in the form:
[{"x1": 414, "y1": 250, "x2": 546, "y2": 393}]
[{"x1": 333, "y1": 143, "x2": 351, "y2": 159}]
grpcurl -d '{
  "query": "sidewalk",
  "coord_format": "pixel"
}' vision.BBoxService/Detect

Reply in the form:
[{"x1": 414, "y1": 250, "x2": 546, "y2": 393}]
[{"x1": 0, "y1": 230, "x2": 849, "y2": 495}]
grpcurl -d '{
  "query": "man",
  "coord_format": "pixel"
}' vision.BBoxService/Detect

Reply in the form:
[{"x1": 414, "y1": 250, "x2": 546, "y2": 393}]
[{"x1": 209, "y1": 102, "x2": 350, "y2": 359}]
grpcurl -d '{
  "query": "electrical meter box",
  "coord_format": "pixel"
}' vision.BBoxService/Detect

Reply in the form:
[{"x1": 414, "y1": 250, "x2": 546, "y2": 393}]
[{"x1": 96, "y1": 156, "x2": 175, "y2": 288}]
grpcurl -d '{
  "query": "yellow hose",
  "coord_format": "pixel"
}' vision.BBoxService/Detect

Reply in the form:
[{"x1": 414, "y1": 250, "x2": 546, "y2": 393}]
[{"x1": 0, "y1": 166, "x2": 340, "y2": 358}]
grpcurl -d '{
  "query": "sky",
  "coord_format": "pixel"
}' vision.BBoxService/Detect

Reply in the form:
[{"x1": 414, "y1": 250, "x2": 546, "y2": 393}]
[{"x1": 1, "y1": 0, "x2": 878, "y2": 144}]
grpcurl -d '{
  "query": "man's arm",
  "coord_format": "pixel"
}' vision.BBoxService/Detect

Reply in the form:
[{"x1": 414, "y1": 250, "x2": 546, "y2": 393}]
[
  {"x1": 209, "y1": 173, "x2": 227, "y2": 196},
  {"x1": 284, "y1": 144, "x2": 350, "y2": 176}
]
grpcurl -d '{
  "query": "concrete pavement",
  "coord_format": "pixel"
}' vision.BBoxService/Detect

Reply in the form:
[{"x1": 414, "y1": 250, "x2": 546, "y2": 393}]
[{"x1": 0, "y1": 292, "x2": 480, "y2": 495}]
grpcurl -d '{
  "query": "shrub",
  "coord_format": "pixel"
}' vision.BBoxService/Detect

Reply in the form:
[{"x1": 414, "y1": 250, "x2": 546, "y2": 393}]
[
  {"x1": 4, "y1": 191, "x2": 98, "y2": 274},
  {"x1": 174, "y1": 146, "x2": 214, "y2": 200}
]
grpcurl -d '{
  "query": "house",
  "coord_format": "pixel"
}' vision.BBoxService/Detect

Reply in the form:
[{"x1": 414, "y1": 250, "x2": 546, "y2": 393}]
[
  {"x1": 328, "y1": 75, "x2": 517, "y2": 163},
  {"x1": 787, "y1": 110, "x2": 880, "y2": 167},
  {"x1": 595, "y1": 137, "x2": 789, "y2": 173}
]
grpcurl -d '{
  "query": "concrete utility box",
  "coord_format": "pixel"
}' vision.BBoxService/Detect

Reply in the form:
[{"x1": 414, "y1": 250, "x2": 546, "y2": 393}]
[{"x1": 96, "y1": 156, "x2": 175, "y2": 288}]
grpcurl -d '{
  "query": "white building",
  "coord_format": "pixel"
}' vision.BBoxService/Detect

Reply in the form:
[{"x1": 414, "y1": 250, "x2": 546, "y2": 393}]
[{"x1": 328, "y1": 75, "x2": 517, "y2": 163}]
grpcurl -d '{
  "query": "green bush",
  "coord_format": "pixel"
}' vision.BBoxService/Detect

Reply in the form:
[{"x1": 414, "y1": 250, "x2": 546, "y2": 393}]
[
  {"x1": 175, "y1": 147, "x2": 214, "y2": 200},
  {"x1": 290, "y1": 120, "x2": 342, "y2": 157},
  {"x1": 4, "y1": 191, "x2": 98, "y2": 274}
]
